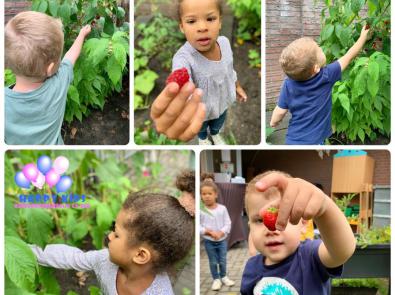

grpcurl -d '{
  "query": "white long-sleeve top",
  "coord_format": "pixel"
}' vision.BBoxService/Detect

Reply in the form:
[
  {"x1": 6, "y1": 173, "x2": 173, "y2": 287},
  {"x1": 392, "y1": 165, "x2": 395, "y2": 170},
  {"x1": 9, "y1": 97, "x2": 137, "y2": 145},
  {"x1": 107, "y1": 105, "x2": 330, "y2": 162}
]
[{"x1": 200, "y1": 204, "x2": 231, "y2": 242}]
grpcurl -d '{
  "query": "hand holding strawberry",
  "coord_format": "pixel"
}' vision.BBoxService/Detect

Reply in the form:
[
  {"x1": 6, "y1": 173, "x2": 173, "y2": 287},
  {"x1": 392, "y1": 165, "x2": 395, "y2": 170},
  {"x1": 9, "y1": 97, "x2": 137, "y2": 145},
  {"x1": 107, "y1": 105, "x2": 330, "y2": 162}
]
[{"x1": 255, "y1": 173, "x2": 328, "y2": 231}]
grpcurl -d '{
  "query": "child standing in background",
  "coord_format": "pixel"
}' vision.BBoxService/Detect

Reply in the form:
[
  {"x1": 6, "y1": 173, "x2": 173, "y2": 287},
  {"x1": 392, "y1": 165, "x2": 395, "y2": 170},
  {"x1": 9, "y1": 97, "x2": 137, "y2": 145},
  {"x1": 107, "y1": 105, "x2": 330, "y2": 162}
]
[
  {"x1": 200, "y1": 180, "x2": 235, "y2": 291},
  {"x1": 31, "y1": 192, "x2": 195, "y2": 295},
  {"x1": 5, "y1": 11, "x2": 91, "y2": 145},
  {"x1": 151, "y1": 0, "x2": 247, "y2": 145}
]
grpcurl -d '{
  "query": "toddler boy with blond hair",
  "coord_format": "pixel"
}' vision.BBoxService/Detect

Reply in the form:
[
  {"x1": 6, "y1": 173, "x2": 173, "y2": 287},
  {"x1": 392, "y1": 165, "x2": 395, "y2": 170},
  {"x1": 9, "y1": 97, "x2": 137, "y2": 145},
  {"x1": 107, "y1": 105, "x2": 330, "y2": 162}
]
[
  {"x1": 5, "y1": 11, "x2": 91, "y2": 145},
  {"x1": 270, "y1": 26, "x2": 370, "y2": 144},
  {"x1": 241, "y1": 171, "x2": 356, "y2": 295}
]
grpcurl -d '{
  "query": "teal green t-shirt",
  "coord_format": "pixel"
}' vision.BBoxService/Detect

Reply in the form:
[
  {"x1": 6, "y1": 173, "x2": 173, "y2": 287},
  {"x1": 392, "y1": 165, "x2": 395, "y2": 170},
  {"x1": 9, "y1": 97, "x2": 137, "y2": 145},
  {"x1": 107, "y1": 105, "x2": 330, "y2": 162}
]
[{"x1": 5, "y1": 58, "x2": 73, "y2": 145}]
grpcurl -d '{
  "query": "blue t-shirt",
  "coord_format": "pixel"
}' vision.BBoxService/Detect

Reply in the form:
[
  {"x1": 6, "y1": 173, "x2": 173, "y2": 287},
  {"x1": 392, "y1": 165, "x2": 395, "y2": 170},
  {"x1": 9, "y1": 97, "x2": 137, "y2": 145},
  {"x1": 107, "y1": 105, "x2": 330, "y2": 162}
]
[
  {"x1": 278, "y1": 61, "x2": 342, "y2": 145},
  {"x1": 5, "y1": 58, "x2": 73, "y2": 145},
  {"x1": 240, "y1": 239, "x2": 343, "y2": 295}
]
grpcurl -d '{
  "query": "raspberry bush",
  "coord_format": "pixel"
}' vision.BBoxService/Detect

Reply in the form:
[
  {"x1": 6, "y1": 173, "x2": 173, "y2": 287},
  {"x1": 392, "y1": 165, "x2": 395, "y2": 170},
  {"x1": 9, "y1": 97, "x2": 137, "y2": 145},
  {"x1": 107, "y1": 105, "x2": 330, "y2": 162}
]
[{"x1": 318, "y1": 0, "x2": 391, "y2": 143}]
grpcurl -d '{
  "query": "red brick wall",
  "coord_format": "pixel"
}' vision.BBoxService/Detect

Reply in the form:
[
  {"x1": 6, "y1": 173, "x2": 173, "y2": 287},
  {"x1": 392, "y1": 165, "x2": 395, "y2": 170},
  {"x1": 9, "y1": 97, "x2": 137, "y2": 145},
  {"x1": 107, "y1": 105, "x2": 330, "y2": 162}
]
[
  {"x1": 5, "y1": 1, "x2": 31, "y2": 23},
  {"x1": 242, "y1": 150, "x2": 390, "y2": 196},
  {"x1": 266, "y1": 0, "x2": 324, "y2": 108}
]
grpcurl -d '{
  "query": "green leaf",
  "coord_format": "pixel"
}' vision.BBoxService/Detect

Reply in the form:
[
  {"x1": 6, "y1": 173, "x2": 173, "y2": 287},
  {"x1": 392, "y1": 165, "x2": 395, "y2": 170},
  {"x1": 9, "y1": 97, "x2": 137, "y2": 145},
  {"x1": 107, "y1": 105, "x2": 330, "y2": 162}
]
[
  {"x1": 338, "y1": 94, "x2": 350, "y2": 114},
  {"x1": 134, "y1": 70, "x2": 159, "y2": 95},
  {"x1": 96, "y1": 203, "x2": 113, "y2": 229},
  {"x1": 368, "y1": 61, "x2": 379, "y2": 82},
  {"x1": 103, "y1": 17, "x2": 115, "y2": 35},
  {"x1": 367, "y1": 81, "x2": 379, "y2": 98},
  {"x1": 357, "y1": 128, "x2": 365, "y2": 142},
  {"x1": 58, "y1": 3, "x2": 71, "y2": 24},
  {"x1": 68, "y1": 85, "x2": 80, "y2": 105},
  {"x1": 113, "y1": 43, "x2": 127, "y2": 69},
  {"x1": 5, "y1": 236, "x2": 37, "y2": 291},
  {"x1": 5, "y1": 272, "x2": 35, "y2": 295},
  {"x1": 90, "y1": 227, "x2": 106, "y2": 249},
  {"x1": 72, "y1": 221, "x2": 90, "y2": 240},
  {"x1": 39, "y1": 266, "x2": 61, "y2": 294},
  {"x1": 106, "y1": 55, "x2": 122, "y2": 85},
  {"x1": 25, "y1": 209, "x2": 53, "y2": 247},
  {"x1": 351, "y1": 0, "x2": 364, "y2": 14},
  {"x1": 134, "y1": 94, "x2": 144, "y2": 109},
  {"x1": 321, "y1": 24, "x2": 334, "y2": 41},
  {"x1": 353, "y1": 69, "x2": 367, "y2": 97},
  {"x1": 117, "y1": 7, "x2": 126, "y2": 19},
  {"x1": 84, "y1": 38, "x2": 109, "y2": 66},
  {"x1": 48, "y1": 0, "x2": 58, "y2": 16},
  {"x1": 37, "y1": 0, "x2": 48, "y2": 13}
]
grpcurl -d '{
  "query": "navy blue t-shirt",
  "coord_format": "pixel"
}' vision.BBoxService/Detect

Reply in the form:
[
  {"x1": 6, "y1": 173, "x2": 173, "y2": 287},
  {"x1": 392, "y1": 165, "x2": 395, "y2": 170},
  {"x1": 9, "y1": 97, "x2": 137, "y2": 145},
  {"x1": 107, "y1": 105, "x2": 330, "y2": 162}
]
[
  {"x1": 240, "y1": 239, "x2": 343, "y2": 295},
  {"x1": 278, "y1": 61, "x2": 342, "y2": 145}
]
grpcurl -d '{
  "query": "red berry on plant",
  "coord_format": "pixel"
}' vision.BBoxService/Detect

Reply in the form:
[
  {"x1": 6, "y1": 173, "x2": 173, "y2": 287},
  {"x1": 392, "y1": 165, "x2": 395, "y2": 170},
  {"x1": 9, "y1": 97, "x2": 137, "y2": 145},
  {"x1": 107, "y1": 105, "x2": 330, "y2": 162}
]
[
  {"x1": 259, "y1": 207, "x2": 279, "y2": 231},
  {"x1": 95, "y1": 15, "x2": 100, "y2": 20},
  {"x1": 166, "y1": 68, "x2": 190, "y2": 89},
  {"x1": 366, "y1": 24, "x2": 370, "y2": 29}
]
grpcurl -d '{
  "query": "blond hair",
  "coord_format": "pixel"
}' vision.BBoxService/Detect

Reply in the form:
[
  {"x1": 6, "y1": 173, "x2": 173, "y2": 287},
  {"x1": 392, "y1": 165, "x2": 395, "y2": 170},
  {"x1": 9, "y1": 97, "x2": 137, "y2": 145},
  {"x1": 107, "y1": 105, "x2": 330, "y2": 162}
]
[
  {"x1": 5, "y1": 11, "x2": 64, "y2": 80},
  {"x1": 245, "y1": 170, "x2": 292, "y2": 214},
  {"x1": 279, "y1": 37, "x2": 321, "y2": 81}
]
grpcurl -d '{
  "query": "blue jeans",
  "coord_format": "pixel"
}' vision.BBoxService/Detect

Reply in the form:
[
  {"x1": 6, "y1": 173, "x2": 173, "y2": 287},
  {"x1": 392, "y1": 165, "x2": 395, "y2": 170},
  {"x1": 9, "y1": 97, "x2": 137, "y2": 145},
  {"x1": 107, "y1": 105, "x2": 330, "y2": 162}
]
[
  {"x1": 204, "y1": 239, "x2": 227, "y2": 280},
  {"x1": 198, "y1": 111, "x2": 227, "y2": 140}
]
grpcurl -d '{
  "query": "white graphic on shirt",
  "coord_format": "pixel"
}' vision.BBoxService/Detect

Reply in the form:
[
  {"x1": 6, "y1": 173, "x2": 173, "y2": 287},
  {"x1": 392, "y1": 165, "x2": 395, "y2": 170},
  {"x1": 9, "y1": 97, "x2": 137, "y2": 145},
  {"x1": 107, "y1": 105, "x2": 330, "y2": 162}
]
[{"x1": 253, "y1": 277, "x2": 299, "y2": 295}]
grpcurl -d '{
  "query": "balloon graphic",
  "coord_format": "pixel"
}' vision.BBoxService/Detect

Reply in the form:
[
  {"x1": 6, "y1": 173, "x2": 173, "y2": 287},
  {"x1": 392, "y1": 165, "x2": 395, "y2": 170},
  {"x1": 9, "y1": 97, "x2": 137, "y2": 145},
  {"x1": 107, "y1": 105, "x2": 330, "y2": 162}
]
[
  {"x1": 37, "y1": 155, "x2": 52, "y2": 175},
  {"x1": 53, "y1": 156, "x2": 69, "y2": 175},
  {"x1": 45, "y1": 169, "x2": 60, "y2": 188},
  {"x1": 32, "y1": 172, "x2": 45, "y2": 189},
  {"x1": 15, "y1": 171, "x2": 31, "y2": 189},
  {"x1": 56, "y1": 175, "x2": 73, "y2": 193},
  {"x1": 22, "y1": 163, "x2": 39, "y2": 182}
]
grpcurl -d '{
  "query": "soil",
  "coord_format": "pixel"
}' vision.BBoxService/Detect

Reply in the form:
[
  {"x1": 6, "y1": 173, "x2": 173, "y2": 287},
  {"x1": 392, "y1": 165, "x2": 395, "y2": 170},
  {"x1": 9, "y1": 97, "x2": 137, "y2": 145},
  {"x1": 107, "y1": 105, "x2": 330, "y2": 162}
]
[
  {"x1": 329, "y1": 132, "x2": 390, "y2": 145},
  {"x1": 62, "y1": 77, "x2": 130, "y2": 145},
  {"x1": 134, "y1": 37, "x2": 261, "y2": 145}
]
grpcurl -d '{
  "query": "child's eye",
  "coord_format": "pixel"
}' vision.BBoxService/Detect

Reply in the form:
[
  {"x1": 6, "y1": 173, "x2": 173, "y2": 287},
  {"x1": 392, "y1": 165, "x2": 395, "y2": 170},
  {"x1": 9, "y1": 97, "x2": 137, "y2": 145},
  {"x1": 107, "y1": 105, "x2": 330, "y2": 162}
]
[
  {"x1": 110, "y1": 221, "x2": 115, "y2": 231},
  {"x1": 186, "y1": 20, "x2": 195, "y2": 24},
  {"x1": 207, "y1": 17, "x2": 217, "y2": 22}
]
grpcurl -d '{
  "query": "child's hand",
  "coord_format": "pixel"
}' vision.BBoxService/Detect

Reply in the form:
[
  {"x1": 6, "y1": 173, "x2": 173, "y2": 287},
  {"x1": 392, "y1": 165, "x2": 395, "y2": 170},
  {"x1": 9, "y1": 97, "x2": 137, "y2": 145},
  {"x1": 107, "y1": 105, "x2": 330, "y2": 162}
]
[
  {"x1": 79, "y1": 25, "x2": 91, "y2": 38},
  {"x1": 236, "y1": 84, "x2": 248, "y2": 102},
  {"x1": 150, "y1": 82, "x2": 206, "y2": 141},
  {"x1": 255, "y1": 172, "x2": 328, "y2": 231},
  {"x1": 360, "y1": 24, "x2": 371, "y2": 42},
  {"x1": 210, "y1": 231, "x2": 224, "y2": 240}
]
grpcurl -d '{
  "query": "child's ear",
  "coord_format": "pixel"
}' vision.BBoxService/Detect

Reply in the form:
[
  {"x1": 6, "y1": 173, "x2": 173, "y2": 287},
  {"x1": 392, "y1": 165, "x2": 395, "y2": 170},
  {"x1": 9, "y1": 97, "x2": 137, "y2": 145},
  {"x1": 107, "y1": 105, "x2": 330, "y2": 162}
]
[
  {"x1": 46, "y1": 62, "x2": 55, "y2": 77},
  {"x1": 132, "y1": 247, "x2": 152, "y2": 265}
]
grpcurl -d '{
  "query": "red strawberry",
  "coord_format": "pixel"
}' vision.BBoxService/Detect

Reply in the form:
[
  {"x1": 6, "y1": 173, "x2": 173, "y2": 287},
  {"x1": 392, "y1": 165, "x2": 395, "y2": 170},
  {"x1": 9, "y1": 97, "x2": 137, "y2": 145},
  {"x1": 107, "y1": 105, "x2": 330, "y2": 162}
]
[
  {"x1": 259, "y1": 207, "x2": 278, "y2": 231},
  {"x1": 365, "y1": 24, "x2": 370, "y2": 29},
  {"x1": 166, "y1": 68, "x2": 190, "y2": 89}
]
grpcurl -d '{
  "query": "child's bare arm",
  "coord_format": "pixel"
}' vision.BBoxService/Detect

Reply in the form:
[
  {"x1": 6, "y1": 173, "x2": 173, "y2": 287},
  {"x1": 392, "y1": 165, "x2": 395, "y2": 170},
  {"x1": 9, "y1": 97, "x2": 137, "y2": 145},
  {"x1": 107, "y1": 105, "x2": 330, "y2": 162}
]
[
  {"x1": 150, "y1": 82, "x2": 206, "y2": 141},
  {"x1": 64, "y1": 25, "x2": 91, "y2": 65},
  {"x1": 270, "y1": 106, "x2": 288, "y2": 127},
  {"x1": 236, "y1": 80, "x2": 248, "y2": 102},
  {"x1": 338, "y1": 25, "x2": 370, "y2": 71},
  {"x1": 256, "y1": 173, "x2": 356, "y2": 268}
]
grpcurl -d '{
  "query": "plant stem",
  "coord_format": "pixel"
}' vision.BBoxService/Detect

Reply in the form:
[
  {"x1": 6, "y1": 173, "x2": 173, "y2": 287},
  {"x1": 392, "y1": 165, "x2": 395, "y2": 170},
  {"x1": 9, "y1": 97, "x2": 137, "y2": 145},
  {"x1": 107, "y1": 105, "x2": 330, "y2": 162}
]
[{"x1": 47, "y1": 187, "x2": 64, "y2": 239}]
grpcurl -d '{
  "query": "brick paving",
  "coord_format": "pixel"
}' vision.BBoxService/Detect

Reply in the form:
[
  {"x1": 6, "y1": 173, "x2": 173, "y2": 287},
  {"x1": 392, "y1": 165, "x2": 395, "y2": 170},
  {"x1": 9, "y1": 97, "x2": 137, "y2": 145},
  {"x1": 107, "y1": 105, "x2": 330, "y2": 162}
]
[{"x1": 200, "y1": 241, "x2": 249, "y2": 295}]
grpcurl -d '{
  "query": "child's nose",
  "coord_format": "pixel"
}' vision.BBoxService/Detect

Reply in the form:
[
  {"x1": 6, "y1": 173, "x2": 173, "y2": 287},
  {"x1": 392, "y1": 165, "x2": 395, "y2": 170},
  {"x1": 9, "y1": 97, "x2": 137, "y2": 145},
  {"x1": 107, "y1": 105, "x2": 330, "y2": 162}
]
[{"x1": 198, "y1": 21, "x2": 208, "y2": 32}]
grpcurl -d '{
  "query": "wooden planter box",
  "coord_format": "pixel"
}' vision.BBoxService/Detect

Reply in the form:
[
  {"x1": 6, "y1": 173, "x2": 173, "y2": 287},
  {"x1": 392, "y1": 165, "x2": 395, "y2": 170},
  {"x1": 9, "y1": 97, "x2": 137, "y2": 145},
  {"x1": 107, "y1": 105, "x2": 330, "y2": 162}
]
[{"x1": 331, "y1": 286, "x2": 378, "y2": 295}]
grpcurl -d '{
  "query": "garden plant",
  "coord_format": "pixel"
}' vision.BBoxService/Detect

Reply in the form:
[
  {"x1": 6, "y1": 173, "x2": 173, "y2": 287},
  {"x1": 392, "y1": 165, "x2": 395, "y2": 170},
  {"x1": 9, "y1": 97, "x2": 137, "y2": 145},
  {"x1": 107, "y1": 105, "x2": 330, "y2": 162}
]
[
  {"x1": 317, "y1": 0, "x2": 391, "y2": 143},
  {"x1": 5, "y1": 150, "x2": 193, "y2": 294},
  {"x1": 5, "y1": 0, "x2": 130, "y2": 123}
]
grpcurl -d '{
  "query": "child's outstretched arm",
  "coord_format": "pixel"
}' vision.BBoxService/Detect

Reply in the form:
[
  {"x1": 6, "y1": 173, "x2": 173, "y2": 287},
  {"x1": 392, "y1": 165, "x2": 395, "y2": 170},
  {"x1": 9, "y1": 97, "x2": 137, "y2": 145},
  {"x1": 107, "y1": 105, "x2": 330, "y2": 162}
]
[
  {"x1": 338, "y1": 25, "x2": 370, "y2": 71},
  {"x1": 256, "y1": 173, "x2": 356, "y2": 268},
  {"x1": 270, "y1": 106, "x2": 288, "y2": 127},
  {"x1": 30, "y1": 244, "x2": 102, "y2": 271},
  {"x1": 150, "y1": 82, "x2": 206, "y2": 141},
  {"x1": 64, "y1": 25, "x2": 91, "y2": 65}
]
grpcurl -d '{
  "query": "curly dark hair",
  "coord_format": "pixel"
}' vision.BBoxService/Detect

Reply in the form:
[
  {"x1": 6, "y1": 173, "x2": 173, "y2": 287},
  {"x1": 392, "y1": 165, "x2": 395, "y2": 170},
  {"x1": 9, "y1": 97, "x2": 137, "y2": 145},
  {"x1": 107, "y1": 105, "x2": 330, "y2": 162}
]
[
  {"x1": 177, "y1": 0, "x2": 223, "y2": 21},
  {"x1": 201, "y1": 172, "x2": 215, "y2": 182},
  {"x1": 200, "y1": 179, "x2": 218, "y2": 193},
  {"x1": 175, "y1": 169, "x2": 195, "y2": 195},
  {"x1": 122, "y1": 192, "x2": 194, "y2": 273}
]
